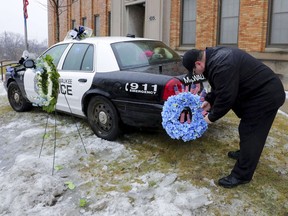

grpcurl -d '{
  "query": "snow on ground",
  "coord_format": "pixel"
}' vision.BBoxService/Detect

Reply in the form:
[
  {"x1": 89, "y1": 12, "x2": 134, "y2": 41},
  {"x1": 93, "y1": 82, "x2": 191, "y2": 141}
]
[
  {"x1": 0, "y1": 81, "x2": 212, "y2": 215},
  {"x1": 1, "y1": 80, "x2": 288, "y2": 216}
]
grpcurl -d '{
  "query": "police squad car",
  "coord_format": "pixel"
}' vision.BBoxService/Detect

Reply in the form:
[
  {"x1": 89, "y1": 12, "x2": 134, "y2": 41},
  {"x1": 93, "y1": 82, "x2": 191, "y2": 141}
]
[{"x1": 4, "y1": 36, "x2": 191, "y2": 141}]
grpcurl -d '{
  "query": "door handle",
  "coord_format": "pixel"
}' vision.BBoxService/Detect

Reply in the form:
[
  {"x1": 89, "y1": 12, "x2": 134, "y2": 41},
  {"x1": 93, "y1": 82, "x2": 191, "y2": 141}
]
[{"x1": 78, "y1": 78, "x2": 87, "y2": 83}]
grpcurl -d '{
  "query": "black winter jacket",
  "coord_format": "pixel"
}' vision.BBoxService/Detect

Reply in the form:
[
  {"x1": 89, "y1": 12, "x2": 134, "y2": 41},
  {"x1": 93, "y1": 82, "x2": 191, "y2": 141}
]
[{"x1": 204, "y1": 47, "x2": 285, "y2": 122}]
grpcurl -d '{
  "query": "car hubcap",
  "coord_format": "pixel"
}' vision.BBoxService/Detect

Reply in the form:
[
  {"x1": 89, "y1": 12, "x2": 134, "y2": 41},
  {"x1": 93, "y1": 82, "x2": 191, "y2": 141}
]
[
  {"x1": 14, "y1": 92, "x2": 20, "y2": 103},
  {"x1": 98, "y1": 111, "x2": 108, "y2": 124}
]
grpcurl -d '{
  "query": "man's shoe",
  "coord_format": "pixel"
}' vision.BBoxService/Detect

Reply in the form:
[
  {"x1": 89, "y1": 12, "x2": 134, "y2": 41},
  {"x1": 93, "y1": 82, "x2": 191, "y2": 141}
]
[
  {"x1": 218, "y1": 174, "x2": 250, "y2": 188},
  {"x1": 228, "y1": 150, "x2": 240, "y2": 160}
]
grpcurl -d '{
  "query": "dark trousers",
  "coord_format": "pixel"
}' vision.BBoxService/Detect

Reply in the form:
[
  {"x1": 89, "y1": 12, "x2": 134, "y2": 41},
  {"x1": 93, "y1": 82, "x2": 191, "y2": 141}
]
[
  {"x1": 231, "y1": 108, "x2": 278, "y2": 180},
  {"x1": 231, "y1": 77, "x2": 285, "y2": 180}
]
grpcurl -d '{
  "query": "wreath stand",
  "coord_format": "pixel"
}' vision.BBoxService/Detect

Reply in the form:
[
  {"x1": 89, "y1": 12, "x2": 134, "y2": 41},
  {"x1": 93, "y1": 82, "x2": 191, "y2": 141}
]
[
  {"x1": 38, "y1": 94, "x2": 88, "y2": 176},
  {"x1": 35, "y1": 27, "x2": 93, "y2": 175},
  {"x1": 35, "y1": 54, "x2": 88, "y2": 175}
]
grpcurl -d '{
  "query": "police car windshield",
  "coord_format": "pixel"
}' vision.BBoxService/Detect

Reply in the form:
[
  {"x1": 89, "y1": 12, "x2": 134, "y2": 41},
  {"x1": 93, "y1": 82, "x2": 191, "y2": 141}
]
[{"x1": 111, "y1": 41, "x2": 181, "y2": 70}]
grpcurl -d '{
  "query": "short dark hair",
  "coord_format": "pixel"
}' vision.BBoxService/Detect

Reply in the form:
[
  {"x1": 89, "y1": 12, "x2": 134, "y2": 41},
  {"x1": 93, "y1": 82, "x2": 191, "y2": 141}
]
[{"x1": 182, "y1": 49, "x2": 202, "y2": 72}]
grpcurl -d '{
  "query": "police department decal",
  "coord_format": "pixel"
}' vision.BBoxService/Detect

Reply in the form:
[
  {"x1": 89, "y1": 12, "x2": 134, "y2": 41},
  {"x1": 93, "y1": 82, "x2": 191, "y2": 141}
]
[
  {"x1": 183, "y1": 74, "x2": 206, "y2": 85},
  {"x1": 125, "y1": 82, "x2": 157, "y2": 95}
]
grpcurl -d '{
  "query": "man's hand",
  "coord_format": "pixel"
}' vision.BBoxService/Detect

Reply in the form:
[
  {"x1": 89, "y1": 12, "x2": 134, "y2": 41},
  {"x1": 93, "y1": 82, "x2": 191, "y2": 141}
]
[
  {"x1": 201, "y1": 101, "x2": 212, "y2": 124},
  {"x1": 201, "y1": 101, "x2": 211, "y2": 112},
  {"x1": 204, "y1": 114, "x2": 212, "y2": 124}
]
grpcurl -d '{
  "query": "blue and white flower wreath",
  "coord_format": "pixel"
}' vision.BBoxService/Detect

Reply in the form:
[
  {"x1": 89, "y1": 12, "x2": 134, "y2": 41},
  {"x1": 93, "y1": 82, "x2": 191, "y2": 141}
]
[{"x1": 161, "y1": 84, "x2": 208, "y2": 142}]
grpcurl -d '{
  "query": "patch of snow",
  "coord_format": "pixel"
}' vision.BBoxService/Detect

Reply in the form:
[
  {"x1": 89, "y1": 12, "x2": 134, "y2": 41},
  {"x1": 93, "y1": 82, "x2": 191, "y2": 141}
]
[
  {"x1": 0, "y1": 81, "x2": 6, "y2": 96},
  {"x1": 0, "y1": 82, "x2": 212, "y2": 215}
]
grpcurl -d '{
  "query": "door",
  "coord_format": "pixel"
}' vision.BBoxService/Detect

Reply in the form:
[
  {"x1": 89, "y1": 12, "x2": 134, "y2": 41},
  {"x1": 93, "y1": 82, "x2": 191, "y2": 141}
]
[
  {"x1": 57, "y1": 43, "x2": 95, "y2": 116},
  {"x1": 126, "y1": 3, "x2": 145, "y2": 37}
]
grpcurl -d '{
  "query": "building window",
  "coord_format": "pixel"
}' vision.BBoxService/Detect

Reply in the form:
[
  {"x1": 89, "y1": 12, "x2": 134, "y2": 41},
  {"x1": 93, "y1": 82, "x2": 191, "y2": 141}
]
[
  {"x1": 72, "y1": 19, "x2": 76, "y2": 29},
  {"x1": 82, "y1": 17, "x2": 87, "y2": 26},
  {"x1": 268, "y1": 0, "x2": 288, "y2": 46},
  {"x1": 218, "y1": 0, "x2": 240, "y2": 45},
  {"x1": 108, "y1": 12, "x2": 111, "y2": 36},
  {"x1": 94, "y1": 15, "x2": 100, "y2": 36},
  {"x1": 181, "y1": 0, "x2": 196, "y2": 45}
]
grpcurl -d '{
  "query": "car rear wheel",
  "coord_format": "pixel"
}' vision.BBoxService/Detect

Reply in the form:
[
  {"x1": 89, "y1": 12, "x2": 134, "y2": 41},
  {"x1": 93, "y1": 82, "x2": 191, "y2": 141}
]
[
  {"x1": 87, "y1": 96, "x2": 121, "y2": 141},
  {"x1": 7, "y1": 81, "x2": 32, "y2": 112}
]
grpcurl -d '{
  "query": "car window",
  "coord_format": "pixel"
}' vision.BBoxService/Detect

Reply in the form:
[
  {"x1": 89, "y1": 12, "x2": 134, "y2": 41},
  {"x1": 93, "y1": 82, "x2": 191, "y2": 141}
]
[
  {"x1": 62, "y1": 43, "x2": 94, "y2": 71},
  {"x1": 42, "y1": 44, "x2": 69, "y2": 67},
  {"x1": 111, "y1": 41, "x2": 181, "y2": 70},
  {"x1": 113, "y1": 43, "x2": 149, "y2": 68},
  {"x1": 81, "y1": 45, "x2": 94, "y2": 71}
]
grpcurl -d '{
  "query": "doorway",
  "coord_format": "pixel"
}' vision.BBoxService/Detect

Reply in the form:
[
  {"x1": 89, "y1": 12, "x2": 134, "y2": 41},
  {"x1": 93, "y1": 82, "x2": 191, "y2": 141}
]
[{"x1": 126, "y1": 3, "x2": 145, "y2": 37}]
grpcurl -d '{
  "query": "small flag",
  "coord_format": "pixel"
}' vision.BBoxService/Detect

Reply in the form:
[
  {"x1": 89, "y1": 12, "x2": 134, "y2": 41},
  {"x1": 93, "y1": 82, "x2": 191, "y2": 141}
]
[{"x1": 23, "y1": 0, "x2": 29, "y2": 19}]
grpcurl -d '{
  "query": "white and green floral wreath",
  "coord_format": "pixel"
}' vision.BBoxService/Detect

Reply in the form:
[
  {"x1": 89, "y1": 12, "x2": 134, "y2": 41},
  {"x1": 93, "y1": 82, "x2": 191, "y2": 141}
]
[{"x1": 34, "y1": 55, "x2": 60, "y2": 113}]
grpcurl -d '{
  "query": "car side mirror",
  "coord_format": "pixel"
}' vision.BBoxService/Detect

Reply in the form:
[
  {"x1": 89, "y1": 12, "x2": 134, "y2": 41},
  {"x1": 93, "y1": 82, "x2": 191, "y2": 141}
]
[{"x1": 23, "y1": 59, "x2": 35, "y2": 68}]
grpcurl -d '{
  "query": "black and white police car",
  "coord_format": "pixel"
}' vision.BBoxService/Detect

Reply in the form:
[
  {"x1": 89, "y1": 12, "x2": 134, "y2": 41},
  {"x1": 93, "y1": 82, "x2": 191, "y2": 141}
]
[{"x1": 4, "y1": 36, "x2": 191, "y2": 140}]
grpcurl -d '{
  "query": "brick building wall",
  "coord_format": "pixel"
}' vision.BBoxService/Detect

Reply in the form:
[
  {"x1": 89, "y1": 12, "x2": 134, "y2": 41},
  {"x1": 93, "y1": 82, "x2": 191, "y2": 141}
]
[
  {"x1": 48, "y1": 0, "x2": 288, "y2": 77},
  {"x1": 169, "y1": 0, "x2": 269, "y2": 52},
  {"x1": 48, "y1": 0, "x2": 271, "y2": 53},
  {"x1": 48, "y1": 0, "x2": 110, "y2": 46},
  {"x1": 169, "y1": 0, "x2": 181, "y2": 50},
  {"x1": 195, "y1": 0, "x2": 219, "y2": 49},
  {"x1": 238, "y1": 0, "x2": 268, "y2": 52}
]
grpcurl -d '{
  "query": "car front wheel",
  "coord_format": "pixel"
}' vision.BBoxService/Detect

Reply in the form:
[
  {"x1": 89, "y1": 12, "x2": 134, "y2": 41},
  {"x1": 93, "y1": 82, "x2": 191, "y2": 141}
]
[
  {"x1": 87, "y1": 96, "x2": 121, "y2": 141},
  {"x1": 7, "y1": 81, "x2": 32, "y2": 112}
]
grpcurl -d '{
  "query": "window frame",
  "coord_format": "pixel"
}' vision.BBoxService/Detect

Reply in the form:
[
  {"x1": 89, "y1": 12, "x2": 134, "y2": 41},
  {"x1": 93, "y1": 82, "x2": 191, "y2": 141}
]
[
  {"x1": 71, "y1": 19, "x2": 76, "y2": 29},
  {"x1": 180, "y1": 0, "x2": 197, "y2": 46},
  {"x1": 94, "y1": 14, "x2": 100, "y2": 36},
  {"x1": 217, "y1": 0, "x2": 240, "y2": 46},
  {"x1": 108, "y1": 12, "x2": 111, "y2": 36},
  {"x1": 267, "y1": 0, "x2": 288, "y2": 48},
  {"x1": 82, "y1": 17, "x2": 87, "y2": 26}
]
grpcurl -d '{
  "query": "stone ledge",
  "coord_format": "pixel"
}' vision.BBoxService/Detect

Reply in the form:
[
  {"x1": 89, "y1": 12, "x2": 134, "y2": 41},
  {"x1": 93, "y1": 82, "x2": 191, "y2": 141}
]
[
  {"x1": 250, "y1": 50, "x2": 288, "y2": 62},
  {"x1": 176, "y1": 47, "x2": 288, "y2": 62}
]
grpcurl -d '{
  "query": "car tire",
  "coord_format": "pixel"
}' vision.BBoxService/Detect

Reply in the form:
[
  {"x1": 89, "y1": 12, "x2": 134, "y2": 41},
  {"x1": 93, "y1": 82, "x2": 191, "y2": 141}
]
[
  {"x1": 87, "y1": 96, "x2": 121, "y2": 141},
  {"x1": 7, "y1": 81, "x2": 32, "y2": 112}
]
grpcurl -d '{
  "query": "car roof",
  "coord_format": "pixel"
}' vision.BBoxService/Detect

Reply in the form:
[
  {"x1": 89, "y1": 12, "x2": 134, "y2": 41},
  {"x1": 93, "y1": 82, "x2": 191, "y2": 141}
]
[{"x1": 59, "y1": 36, "x2": 155, "y2": 45}]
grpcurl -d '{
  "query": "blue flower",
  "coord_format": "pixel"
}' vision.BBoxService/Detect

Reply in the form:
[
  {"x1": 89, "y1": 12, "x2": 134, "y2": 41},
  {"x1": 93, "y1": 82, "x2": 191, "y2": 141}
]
[{"x1": 162, "y1": 92, "x2": 208, "y2": 142}]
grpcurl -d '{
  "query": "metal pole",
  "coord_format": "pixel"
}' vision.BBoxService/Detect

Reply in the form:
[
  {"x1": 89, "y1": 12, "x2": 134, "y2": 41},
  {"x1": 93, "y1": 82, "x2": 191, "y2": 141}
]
[
  {"x1": 23, "y1": 0, "x2": 29, "y2": 51},
  {"x1": 24, "y1": 17, "x2": 28, "y2": 51},
  {"x1": 1, "y1": 61, "x2": 3, "y2": 81}
]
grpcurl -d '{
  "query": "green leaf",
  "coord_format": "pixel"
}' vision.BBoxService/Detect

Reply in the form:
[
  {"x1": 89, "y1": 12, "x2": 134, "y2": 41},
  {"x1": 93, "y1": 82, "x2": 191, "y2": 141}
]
[
  {"x1": 43, "y1": 133, "x2": 49, "y2": 139},
  {"x1": 55, "y1": 165, "x2": 64, "y2": 171},
  {"x1": 79, "y1": 198, "x2": 88, "y2": 207},
  {"x1": 64, "y1": 181, "x2": 76, "y2": 190}
]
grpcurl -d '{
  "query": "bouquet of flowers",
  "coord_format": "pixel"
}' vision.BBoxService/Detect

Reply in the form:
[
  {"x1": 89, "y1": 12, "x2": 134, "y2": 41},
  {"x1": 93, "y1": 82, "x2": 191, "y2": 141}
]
[{"x1": 64, "y1": 26, "x2": 93, "y2": 41}]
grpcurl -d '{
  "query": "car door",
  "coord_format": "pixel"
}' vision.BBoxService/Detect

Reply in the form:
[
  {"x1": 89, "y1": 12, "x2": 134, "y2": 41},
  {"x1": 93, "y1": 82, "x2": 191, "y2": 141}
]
[{"x1": 56, "y1": 43, "x2": 95, "y2": 116}]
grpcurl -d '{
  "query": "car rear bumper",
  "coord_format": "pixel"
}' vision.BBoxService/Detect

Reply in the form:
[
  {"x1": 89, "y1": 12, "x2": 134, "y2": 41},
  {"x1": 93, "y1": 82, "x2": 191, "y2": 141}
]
[{"x1": 113, "y1": 100, "x2": 163, "y2": 127}]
